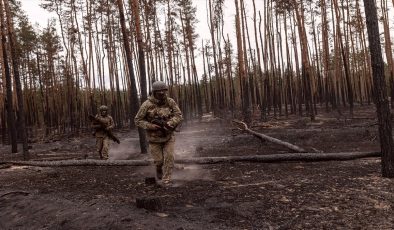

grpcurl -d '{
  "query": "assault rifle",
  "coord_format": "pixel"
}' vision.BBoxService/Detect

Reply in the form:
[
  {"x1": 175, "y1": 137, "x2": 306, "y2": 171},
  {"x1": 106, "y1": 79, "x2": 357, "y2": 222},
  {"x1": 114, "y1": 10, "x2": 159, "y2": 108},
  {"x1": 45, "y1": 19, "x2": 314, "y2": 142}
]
[
  {"x1": 151, "y1": 117, "x2": 177, "y2": 134},
  {"x1": 88, "y1": 114, "x2": 120, "y2": 144}
]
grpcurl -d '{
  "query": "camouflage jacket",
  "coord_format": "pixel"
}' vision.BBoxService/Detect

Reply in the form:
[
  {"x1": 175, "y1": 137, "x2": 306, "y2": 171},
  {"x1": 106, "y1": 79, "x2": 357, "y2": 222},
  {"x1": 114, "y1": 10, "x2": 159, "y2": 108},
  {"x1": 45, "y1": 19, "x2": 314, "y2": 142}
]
[
  {"x1": 135, "y1": 96, "x2": 183, "y2": 143},
  {"x1": 93, "y1": 114, "x2": 115, "y2": 138}
]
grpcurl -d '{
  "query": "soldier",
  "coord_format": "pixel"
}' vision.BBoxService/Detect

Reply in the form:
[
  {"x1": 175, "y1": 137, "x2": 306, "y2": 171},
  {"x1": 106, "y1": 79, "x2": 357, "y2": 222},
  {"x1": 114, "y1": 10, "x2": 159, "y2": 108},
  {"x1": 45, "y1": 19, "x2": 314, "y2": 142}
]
[
  {"x1": 135, "y1": 81, "x2": 183, "y2": 184},
  {"x1": 92, "y1": 105, "x2": 115, "y2": 160}
]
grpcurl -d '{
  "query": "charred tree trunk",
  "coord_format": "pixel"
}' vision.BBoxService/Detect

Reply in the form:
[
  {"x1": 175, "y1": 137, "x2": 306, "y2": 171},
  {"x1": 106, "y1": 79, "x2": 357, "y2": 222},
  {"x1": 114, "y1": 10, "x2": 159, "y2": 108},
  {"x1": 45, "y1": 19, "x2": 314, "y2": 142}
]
[
  {"x1": 234, "y1": 0, "x2": 250, "y2": 123},
  {"x1": 363, "y1": 0, "x2": 394, "y2": 178},
  {"x1": 2, "y1": 151, "x2": 381, "y2": 166},
  {"x1": 131, "y1": 0, "x2": 148, "y2": 103},
  {"x1": 0, "y1": 0, "x2": 17, "y2": 153},
  {"x1": 4, "y1": 0, "x2": 29, "y2": 159},
  {"x1": 130, "y1": 0, "x2": 148, "y2": 154},
  {"x1": 116, "y1": 0, "x2": 147, "y2": 153}
]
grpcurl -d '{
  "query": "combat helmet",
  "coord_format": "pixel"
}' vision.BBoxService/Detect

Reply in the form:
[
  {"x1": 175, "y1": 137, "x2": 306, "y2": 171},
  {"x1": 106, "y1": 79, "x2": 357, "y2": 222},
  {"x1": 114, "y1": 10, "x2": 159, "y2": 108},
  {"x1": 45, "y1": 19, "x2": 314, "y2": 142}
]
[
  {"x1": 99, "y1": 105, "x2": 108, "y2": 111},
  {"x1": 152, "y1": 81, "x2": 168, "y2": 92}
]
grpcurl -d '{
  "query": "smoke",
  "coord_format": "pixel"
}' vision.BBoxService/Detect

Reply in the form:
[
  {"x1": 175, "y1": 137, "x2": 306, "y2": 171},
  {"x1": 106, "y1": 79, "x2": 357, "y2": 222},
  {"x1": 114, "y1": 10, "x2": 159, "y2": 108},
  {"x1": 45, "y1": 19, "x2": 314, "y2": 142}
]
[
  {"x1": 172, "y1": 125, "x2": 215, "y2": 182},
  {"x1": 172, "y1": 164, "x2": 213, "y2": 182},
  {"x1": 106, "y1": 121, "x2": 218, "y2": 182},
  {"x1": 109, "y1": 137, "x2": 141, "y2": 160}
]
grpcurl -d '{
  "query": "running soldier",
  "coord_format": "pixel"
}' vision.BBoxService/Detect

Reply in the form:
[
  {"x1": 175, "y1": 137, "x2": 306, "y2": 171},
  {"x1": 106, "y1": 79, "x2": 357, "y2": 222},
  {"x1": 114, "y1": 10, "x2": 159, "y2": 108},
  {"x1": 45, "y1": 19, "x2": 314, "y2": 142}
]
[
  {"x1": 135, "y1": 81, "x2": 183, "y2": 184},
  {"x1": 92, "y1": 105, "x2": 115, "y2": 160}
]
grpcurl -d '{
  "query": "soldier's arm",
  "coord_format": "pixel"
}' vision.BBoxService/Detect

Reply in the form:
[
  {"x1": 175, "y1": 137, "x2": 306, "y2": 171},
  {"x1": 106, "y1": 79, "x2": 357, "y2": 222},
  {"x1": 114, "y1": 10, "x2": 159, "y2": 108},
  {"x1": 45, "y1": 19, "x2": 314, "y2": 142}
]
[
  {"x1": 134, "y1": 101, "x2": 154, "y2": 130},
  {"x1": 167, "y1": 99, "x2": 183, "y2": 128},
  {"x1": 92, "y1": 115, "x2": 103, "y2": 128},
  {"x1": 107, "y1": 116, "x2": 115, "y2": 130}
]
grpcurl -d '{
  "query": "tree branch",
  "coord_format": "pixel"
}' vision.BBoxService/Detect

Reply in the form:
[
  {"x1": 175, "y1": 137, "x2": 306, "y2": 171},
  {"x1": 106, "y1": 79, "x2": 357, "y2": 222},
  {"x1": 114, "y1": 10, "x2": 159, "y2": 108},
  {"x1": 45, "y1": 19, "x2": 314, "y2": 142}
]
[{"x1": 232, "y1": 119, "x2": 307, "y2": 152}]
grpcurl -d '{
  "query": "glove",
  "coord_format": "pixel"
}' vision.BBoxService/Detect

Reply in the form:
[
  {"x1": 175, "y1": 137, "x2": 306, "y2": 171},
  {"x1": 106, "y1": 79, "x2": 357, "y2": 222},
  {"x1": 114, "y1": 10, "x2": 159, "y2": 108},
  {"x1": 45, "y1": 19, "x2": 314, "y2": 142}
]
[
  {"x1": 165, "y1": 121, "x2": 176, "y2": 130},
  {"x1": 164, "y1": 122, "x2": 174, "y2": 130}
]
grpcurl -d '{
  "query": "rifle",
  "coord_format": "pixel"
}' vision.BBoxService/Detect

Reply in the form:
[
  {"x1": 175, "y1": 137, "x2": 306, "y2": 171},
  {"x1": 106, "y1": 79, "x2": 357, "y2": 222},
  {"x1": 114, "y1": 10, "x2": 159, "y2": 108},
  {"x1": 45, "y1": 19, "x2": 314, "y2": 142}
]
[
  {"x1": 88, "y1": 114, "x2": 120, "y2": 144},
  {"x1": 150, "y1": 117, "x2": 174, "y2": 133}
]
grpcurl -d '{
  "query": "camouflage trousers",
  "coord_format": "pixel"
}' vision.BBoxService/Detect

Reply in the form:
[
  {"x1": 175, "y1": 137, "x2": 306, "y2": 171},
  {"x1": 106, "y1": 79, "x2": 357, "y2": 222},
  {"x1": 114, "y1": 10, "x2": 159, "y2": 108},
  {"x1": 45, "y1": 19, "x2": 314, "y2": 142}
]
[
  {"x1": 149, "y1": 136, "x2": 175, "y2": 181},
  {"x1": 96, "y1": 136, "x2": 110, "y2": 160}
]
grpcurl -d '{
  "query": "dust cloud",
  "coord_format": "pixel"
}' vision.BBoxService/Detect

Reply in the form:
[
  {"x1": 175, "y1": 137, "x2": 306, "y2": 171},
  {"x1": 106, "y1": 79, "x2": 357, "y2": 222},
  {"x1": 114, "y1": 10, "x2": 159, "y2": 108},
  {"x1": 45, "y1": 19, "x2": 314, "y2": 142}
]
[
  {"x1": 172, "y1": 126, "x2": 215, "y2": 182},
  {"x1": 109, "y1": 137, "x2": 141, "y2": 160},
  {"x1": 107, "y1": 121, "x2": 219, "y2": 182}
]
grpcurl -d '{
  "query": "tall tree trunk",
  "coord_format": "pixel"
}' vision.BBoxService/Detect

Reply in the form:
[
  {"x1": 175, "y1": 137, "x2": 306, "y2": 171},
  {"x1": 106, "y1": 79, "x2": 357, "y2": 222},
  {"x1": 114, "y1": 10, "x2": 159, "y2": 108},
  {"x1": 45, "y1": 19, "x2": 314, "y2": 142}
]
[
  {"x1": 4, "y1": 0, "x2": 29, "y2": 158},
  {"x1": 363, "y1": 0, "x2": 394, "y2": 178},
  {"x1": 131, "y1": 0, "x2": 148, "y2": 103},
  {"x1": 234, "y1": 0, "x2": 250, "y2": 123},
  {"x1": 294, "y1": 0, "x2": 315, "y2": 121},
  {"x1": 321, "y1": 0, "x2": 331, "y2": 112},
  {"x1": 130, "y1": 0, "x2": 148, "y2": 153},
  {"x1": 0, "y1": 0, "x2": 17, "y2": 153},
  {"x1": 333, "y1": 0, "x2": 354, "y2": 116},
  {"x1": 208, "y1": 0, "x2": 222, "y2": 114},
  {"x1": 116, "y1": 0, "x2": 147, "y2": 153},
  {"x1": 381, "y1": 0, "x2": 394, "y2": 108}
]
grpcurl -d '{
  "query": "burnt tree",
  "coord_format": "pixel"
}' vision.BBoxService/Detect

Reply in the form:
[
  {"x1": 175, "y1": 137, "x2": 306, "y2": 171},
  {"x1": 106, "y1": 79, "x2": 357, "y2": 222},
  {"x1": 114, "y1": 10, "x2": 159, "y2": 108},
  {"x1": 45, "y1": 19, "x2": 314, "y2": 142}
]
[
  {"x1": 116, "y1": 0, "x2": 147, "y2": 153},
  {"x1": 363, "y1": 0, "x2": 394, "y2": 177}
]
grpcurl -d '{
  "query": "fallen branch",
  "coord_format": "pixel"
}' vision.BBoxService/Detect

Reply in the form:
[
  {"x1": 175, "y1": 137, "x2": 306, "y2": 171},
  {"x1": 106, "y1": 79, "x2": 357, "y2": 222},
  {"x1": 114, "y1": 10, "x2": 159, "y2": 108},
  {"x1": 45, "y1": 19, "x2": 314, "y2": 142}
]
[
  {"x1": 232, "y1": 120, "x2": 307, "y2": 152},
  {"x1": 350, "y1": 117, "x2": 376, "y2": 120},
  {"x1": 0, "y1": 151, "x2": 380, "y2": 167},
  {"x1": 0, "y1": 163, "x2": 12, "y2": 169},
  {"x1": 0, "y1": 191, "x2": 30, "y2": 198},
  {"x1": 348, "y1": 122, "x2": 377, "y2": 128}
]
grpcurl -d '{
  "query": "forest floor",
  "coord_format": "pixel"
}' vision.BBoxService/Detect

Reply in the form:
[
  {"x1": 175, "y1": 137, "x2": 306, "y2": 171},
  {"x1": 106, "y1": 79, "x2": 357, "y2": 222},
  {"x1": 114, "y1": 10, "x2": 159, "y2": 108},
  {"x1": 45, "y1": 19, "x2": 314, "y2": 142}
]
[{"x1": 1, "y1": 105, "x2": 393, "y2": 229}]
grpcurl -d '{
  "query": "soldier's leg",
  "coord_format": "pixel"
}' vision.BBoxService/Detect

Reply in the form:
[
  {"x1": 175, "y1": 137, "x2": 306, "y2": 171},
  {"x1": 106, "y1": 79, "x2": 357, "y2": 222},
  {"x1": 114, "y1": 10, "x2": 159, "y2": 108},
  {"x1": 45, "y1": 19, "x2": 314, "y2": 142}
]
[
  {"x1": 149, "y1": 142, "x2": 164, "y2": 179},
  {"x1": 101, "y1": 137, "x2": 110, "y2": 160},
  {"x1": 96, "y1": 137, "x2": 104, "y2": 159},
  {"x1": 162, "y1": 137, "x2": 175, "y2": 182}
]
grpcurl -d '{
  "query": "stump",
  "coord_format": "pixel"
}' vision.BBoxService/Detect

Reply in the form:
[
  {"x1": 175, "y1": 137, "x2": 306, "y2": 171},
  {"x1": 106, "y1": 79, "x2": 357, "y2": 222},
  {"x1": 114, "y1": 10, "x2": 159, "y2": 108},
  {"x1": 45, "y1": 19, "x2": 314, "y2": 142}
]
[
  {"x1": 136, "y1": 197, "x2": 163, "y2": 211},
  {"x1": 144, "y1": 177, "x2": 156, "y2": 185}
]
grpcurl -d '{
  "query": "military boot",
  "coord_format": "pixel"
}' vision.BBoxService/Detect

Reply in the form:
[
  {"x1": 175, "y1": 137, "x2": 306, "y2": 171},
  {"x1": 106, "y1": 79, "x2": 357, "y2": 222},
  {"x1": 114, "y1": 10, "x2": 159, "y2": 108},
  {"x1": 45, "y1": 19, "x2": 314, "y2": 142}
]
[{"x1": 156, "y1": 166, "x2": 163, "y2": 180}]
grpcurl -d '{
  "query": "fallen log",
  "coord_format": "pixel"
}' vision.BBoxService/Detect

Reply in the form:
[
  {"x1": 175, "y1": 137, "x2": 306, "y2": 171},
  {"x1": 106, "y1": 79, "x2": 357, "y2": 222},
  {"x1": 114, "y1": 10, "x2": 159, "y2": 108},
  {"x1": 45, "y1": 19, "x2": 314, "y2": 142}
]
[
  {"x1": 0, "y1": 151, "x2": 380, "y2": 167},
  {"x1": 177, "y1": 151, "x2": 381, "y2": 164},
  {"x1": 232, "y1": 120, "x2": 307, "y2": 152},
  {"x1": 1, "y1": 159, "x2": 152, "y2": 167}
]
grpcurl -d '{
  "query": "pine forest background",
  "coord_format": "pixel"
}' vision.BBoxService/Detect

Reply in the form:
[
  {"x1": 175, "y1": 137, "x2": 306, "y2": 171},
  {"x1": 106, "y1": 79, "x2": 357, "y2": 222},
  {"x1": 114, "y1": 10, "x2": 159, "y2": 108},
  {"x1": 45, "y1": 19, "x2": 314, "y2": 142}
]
[{"x1": 0, "y1": 0, "x2": 393, "y2": 151}]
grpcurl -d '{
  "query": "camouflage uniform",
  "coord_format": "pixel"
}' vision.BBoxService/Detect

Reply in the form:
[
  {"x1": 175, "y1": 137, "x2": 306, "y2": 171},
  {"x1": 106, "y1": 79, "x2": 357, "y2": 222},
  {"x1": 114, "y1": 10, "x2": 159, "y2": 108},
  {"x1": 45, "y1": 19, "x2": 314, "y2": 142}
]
[
  {"x1": 135, "y1": 83, "x2": 183, "y2": 182},
  {"x1": 93, "y1": 106, "x2": 115, "y2": 160}
]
